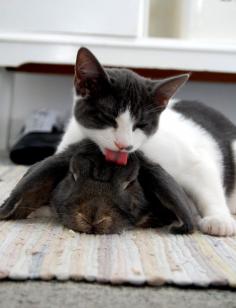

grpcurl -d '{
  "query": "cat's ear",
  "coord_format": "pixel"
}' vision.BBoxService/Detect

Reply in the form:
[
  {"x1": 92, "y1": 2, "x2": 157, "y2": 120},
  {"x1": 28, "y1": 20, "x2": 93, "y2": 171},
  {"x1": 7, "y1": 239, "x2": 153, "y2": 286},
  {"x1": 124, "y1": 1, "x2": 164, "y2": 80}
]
[
  {"x1": 154, "y1": 74, "x2": 190, "y2": 107},
  {"x1": 74, "y1": 47, "x2": 108, "y2": 96}
]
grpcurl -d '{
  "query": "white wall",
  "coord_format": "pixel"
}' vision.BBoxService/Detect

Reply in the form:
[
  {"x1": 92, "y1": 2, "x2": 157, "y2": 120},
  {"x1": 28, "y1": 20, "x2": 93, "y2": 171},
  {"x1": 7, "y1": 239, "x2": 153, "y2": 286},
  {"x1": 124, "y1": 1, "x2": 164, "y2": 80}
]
[
  {"x1": 8, "y1": 72, "x2": 73, "y2": 147},
  {"x1": 0, "y1": 69, "x2": 13, "y2": 150},
  {"x1": 1, "y1": 72, "x2": 236, "y2": 151}
]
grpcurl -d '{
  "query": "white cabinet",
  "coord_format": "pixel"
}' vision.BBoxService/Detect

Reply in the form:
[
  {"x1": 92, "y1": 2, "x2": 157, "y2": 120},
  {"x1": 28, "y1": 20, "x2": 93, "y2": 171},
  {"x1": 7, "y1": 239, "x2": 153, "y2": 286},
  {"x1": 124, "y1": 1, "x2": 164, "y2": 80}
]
[
  {"x1": 177, "y1": 0, "x2": 236, "y2": 41},
  {"x1": 0, "y1": 0, "x2": 148, "y2": 37}
]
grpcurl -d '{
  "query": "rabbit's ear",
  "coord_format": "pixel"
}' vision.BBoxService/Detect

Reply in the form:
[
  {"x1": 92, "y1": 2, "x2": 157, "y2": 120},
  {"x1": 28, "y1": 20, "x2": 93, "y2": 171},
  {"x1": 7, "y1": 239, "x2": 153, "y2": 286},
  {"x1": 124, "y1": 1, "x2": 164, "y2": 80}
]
[
  {"x1": 0, "y1": 154, "x2": 70, "y2": 219},
  {"x1": 138, "y1": 154, "x2": 195, "y2": 234},
  {"x1": 113, "y1": 156, "x2": 140, "y2": 185}
]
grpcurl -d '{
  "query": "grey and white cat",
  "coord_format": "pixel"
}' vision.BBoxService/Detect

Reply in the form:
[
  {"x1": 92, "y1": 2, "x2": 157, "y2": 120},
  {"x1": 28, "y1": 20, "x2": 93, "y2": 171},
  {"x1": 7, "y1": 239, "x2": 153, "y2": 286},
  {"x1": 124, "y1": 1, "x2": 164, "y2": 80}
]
[{"x1": 57, "y1": 47, "x2": 236, "y2": 237}]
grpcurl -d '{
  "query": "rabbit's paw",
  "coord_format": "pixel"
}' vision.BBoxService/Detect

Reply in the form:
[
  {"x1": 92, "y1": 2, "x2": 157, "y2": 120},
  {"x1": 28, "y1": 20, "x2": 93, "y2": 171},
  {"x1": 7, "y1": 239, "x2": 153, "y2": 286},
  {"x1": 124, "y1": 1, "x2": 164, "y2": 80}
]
[
  {"x1": 198, "y1": 214, "x2": 236, "y2": 237},
  {"x1": 0, "y1": 197, "x2": 22, "y2": 219},
  {"x1": 28, "y1": 206, "x2": 53, "y2": 218}
]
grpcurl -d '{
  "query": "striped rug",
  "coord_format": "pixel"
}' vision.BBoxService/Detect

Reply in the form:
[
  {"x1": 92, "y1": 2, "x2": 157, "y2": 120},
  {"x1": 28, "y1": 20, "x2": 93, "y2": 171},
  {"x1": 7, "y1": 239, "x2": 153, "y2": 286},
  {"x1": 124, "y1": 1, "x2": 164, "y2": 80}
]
[{"x1": 1, "y1": 164, "x2": 236, "y2": 287}]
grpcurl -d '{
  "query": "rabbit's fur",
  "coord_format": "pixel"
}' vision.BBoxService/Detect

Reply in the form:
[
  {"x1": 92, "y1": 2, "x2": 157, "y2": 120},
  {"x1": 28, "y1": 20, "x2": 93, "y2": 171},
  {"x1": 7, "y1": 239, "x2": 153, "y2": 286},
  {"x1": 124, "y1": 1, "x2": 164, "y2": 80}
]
[
  {"x1": 0, "y1": 140, "x2": 195, "y2": 234},
  {"x1": 52, "y1": 145, "x2": 146, "y2": 233}
]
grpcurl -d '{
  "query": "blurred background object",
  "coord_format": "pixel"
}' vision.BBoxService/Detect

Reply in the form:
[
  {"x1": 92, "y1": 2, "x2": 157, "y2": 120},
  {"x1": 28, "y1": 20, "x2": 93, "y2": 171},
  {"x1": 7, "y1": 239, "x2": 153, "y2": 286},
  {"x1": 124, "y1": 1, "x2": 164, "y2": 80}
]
[
  {"x1": 149, "y1": 0, "x2": 236, "y2": 41},
  {"x1": 9, "y1": 110, "x2": 63, "y2": 165},
  {"x1": 0, "y1": 0, "x2": 236, "y2": 162},
  {"x1": 149, "y1": 0, "x2": 180, "y2": 38}
]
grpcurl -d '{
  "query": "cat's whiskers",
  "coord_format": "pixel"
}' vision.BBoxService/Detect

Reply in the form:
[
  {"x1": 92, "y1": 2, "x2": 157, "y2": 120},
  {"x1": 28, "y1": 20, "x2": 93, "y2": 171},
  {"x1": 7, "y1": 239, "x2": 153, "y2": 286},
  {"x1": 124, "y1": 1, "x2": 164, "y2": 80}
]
[{"x1": 144, "y1": 105, "x2": 165, "y2": 113}]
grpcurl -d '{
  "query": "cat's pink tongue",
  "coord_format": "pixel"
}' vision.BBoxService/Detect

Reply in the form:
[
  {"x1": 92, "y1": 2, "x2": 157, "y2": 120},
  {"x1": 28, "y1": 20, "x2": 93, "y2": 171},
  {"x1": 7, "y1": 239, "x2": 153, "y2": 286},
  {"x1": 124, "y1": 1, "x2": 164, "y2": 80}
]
[{"x1": 105, "y1": 149, "x2": 128, "y2": 166}]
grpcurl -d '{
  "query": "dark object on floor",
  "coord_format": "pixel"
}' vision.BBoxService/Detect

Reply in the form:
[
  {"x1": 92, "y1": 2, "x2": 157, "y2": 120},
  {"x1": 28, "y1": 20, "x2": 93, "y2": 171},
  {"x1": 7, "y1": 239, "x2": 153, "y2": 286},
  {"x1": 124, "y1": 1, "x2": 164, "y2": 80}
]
[
  {"x1": 9, "y1": 132, "x2": 63, "y2": 165},
  {"x1": 9, "y1": 110, "x2": 64, "y2": 165}
]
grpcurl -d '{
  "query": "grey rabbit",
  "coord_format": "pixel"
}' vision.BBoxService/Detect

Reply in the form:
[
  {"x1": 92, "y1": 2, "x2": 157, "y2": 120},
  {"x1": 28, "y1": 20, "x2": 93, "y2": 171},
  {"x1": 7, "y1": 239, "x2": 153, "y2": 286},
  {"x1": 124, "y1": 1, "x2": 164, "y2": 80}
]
[{"x1": 0, "y1": 140, "x2": 195, "y2": 234}]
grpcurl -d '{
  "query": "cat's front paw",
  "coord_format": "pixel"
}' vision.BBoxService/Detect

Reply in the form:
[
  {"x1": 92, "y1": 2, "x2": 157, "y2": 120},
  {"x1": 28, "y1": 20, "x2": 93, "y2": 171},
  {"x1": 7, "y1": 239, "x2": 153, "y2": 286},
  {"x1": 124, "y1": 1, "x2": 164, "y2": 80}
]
[{"x1": 199, "y1": 215, "x2": 236, "y2": 237}]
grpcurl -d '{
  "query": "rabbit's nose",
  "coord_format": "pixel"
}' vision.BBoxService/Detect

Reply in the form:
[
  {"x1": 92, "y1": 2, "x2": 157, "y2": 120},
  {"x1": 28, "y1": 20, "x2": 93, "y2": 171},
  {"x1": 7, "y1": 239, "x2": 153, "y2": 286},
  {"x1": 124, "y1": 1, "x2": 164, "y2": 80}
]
[
  {"x1": 76, "y1": 212, "x2": 113, "y2": 234},
  {"x1": 91, "y1": 216, "x2": 113, "y2": 234}
]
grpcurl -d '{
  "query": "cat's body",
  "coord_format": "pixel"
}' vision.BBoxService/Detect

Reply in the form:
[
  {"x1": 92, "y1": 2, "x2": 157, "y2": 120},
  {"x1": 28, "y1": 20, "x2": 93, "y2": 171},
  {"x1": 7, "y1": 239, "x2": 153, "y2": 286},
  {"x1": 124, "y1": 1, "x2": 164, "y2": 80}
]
[
  {"x1": 57, "y1": 47, "x2": 236, "y2": 236},
  {"x1": 141, "y1": 100, "x2": 236, "y2": 236}
]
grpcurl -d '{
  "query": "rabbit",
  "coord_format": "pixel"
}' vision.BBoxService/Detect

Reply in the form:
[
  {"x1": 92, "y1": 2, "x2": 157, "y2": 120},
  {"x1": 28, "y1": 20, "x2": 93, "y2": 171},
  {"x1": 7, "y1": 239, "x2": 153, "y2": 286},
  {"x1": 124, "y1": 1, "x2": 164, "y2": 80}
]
[
  {"x1": 51, "y1": 146, "x2": 146, "y2": 234},
  {"x1": 0, "y1": 140, "x2": 195, "y2": 234},
  {"x1": 52, "y1": 142, "x2": 195, "y2": 234}
]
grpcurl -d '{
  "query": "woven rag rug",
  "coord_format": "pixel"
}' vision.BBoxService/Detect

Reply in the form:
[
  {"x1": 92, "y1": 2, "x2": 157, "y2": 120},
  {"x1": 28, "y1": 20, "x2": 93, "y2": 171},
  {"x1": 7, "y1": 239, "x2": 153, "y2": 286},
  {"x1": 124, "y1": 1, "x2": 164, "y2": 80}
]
[{"x1": 1, "y1": 164, "x2": 236, "y2": 287}]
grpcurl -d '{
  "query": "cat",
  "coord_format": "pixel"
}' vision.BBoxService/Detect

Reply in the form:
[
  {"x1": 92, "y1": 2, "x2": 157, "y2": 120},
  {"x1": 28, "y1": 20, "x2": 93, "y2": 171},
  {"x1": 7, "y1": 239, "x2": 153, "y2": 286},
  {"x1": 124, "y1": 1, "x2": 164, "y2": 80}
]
[{"x1": 57, "y1": 47, "x2": 236, "y2": 237}]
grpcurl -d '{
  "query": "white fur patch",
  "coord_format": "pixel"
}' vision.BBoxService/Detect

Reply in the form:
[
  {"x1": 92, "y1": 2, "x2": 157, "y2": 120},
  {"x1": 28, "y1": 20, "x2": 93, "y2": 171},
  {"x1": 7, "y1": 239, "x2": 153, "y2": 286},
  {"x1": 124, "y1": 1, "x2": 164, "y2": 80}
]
[
  {"x1": 141, "y1": 108, "x2": 223, "y2": 182},
  {"x1": 141, "y1": 106, "x2": 235, "y2": 236},
  {"x1": 114, "y1": 109, "x2": 147, "y2": 151},
  {"x1": 115, "y1": 110, "x2": 134, "y2": 148},
  {"x1": 57, "y1": 117, "x2": 84, "y2": 153}
]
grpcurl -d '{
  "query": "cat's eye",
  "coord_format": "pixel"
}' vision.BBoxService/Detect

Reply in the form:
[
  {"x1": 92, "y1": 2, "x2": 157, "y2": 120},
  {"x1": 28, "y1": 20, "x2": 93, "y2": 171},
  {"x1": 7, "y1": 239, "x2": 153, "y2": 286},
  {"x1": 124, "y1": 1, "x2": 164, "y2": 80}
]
[
  {"x1": 98, "y1": 112, "x2": 117, "y2": 128},
  {"x1": 134, "y1": 123, "x2": 148, "y2": 130}
]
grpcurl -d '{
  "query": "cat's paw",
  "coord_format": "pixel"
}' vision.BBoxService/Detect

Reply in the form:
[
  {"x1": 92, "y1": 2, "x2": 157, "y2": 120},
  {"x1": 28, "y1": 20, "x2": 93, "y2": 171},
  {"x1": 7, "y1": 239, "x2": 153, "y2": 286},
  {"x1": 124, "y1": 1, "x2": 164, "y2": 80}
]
[
  {"x1": 198, "y1": 215, "x2": 236, "y2": 237},
  {"x1": 229, "y1": 203, "x2": 236, "y2": 215}
]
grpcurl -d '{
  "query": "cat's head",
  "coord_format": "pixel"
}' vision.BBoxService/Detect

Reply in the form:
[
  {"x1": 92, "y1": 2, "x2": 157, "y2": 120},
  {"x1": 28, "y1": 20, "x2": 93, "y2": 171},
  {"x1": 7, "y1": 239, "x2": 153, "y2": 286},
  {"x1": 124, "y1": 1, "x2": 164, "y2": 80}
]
[{"x1": 73, "y1": 47, "x2": 189, "y2": 154}]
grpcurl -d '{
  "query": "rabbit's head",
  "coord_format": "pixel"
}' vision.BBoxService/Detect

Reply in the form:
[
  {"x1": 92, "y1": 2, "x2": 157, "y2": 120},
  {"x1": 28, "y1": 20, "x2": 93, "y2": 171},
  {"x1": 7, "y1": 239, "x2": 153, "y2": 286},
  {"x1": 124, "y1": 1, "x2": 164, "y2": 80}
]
[{"x1": 52, "y1": 147, "x2": 150, "y2": 234}]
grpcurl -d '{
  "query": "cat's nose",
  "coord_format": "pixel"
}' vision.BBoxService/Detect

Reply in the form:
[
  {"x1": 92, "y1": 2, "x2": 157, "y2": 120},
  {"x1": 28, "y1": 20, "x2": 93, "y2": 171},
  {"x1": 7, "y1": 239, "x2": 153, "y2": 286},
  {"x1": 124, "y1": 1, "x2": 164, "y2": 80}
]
[{"x1": 114, "y1": 141, "x2": 133, "y2": 152}]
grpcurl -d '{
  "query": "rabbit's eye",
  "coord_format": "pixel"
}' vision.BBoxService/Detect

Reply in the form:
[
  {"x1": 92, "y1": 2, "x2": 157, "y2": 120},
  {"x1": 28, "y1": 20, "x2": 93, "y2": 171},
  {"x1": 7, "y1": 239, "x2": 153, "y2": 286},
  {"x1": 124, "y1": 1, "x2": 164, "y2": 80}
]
[
  {"x1": 123, "y1": 180, "x2": 135, "y2": 190},
  {"x1": 70, "y1": 172, "x2": 77, "y2": 182},
  {"x1": 69, "y1": 163, "x2": 78, "y2": 182}
]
